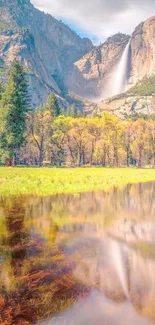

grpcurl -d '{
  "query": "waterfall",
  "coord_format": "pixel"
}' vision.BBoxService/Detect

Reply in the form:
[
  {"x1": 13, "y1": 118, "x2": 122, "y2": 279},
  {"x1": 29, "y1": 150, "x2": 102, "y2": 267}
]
[{"x1": 111, "y1": 39, "x2": 131, "y2": 97}]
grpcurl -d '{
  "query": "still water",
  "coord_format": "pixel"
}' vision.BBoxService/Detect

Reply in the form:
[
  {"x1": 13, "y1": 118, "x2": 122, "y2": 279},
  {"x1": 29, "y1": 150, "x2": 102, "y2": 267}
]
[{"x1": 0, "y1": 182, "x2": 155, "y2": 325}]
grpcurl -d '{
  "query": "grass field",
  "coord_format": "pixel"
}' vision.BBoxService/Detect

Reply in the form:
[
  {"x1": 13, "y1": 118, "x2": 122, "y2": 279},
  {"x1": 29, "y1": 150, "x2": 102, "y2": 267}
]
[{"x1": 0, "y1": 167, "x2": 155, "y2": 197}]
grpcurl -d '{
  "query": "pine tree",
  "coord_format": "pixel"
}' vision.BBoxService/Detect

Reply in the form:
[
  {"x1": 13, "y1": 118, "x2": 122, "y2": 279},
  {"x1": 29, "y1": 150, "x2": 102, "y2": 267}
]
[
  {"x1": 45, "y1": 93, "x2": 61, "y2": 117},
  {"x1": 1, "y1": 59, "x2": 30, "y2": 165},
  {"x1": 70, "y1": 105, "x2": 78, "y2": 118},
  {"x1": 0, "y1": 81, "x2": 4, "y2": 100}
]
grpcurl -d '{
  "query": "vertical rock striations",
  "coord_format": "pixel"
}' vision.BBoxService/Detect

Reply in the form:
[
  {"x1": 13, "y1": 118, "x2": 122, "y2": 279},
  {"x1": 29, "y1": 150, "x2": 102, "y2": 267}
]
[
  {"x1": 1, "y1": 0, "x2": 155, "y2": 112},
  {"x1": 130, "y1": 16, "x2": 155, "y2": 86},
  {"x1": 67, "y1": 34, "x2": 130, "y2": 99},
  {"x1": 0, "y1": 0, "x2": 93, "y2": 107}
]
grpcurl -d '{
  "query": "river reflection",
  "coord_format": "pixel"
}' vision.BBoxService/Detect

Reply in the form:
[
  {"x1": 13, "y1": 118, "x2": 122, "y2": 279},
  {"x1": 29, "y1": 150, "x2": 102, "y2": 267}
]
[{"x1": 0, "y1": 182, "x2": 155, "y2": 324}]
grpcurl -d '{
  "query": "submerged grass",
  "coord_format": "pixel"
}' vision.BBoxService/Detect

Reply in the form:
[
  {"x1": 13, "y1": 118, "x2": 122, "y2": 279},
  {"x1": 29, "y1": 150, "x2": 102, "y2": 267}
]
[{"x1": 0, "y1": 167, "x2": 155, "y2": 196}]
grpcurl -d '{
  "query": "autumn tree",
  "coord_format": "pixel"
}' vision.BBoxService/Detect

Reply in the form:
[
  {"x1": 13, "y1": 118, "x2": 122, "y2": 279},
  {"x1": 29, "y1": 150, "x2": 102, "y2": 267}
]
[
  {"x1": 101, "y1": 112, "x2": 125, "y2": 167},
  {"x1": 148, "y1": 120, "x2": 155, "y2": 167},
  {"x1": 131, "y1": 119, "x2": 149, "y2": 167},
  {"x1": 67, "y1": 118, "x2": 93, "y2": 166},
  {"x1": 27, "y1": 110, "x2": 53, "y2": 166},
  {"x1": 87, "y1": 118, "x2": 101, "y2": 165},
  {"x1": 52, "y1": 116, "x2": 72, "y2": 166},
  {"x1": 123, "y1": 120, "x2": 134, "y2": 166}
]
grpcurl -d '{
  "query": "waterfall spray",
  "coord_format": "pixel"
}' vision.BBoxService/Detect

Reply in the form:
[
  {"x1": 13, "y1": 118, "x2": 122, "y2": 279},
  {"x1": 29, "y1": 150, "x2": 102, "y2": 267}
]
[{"x1": 112, "y1": 39, "x2": 131, "y2": 96}]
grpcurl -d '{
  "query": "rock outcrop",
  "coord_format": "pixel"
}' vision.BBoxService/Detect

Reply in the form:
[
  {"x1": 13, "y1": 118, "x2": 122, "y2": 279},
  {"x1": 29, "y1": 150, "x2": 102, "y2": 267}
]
[
  {"x1": 0, "y1": 0, "x2": 93, "y2": 107},
  {"x1": 68, "y1": 16, "x2": 155, "y2": 108},
  {"x1": 97, "y1": 93, "x2": 155, "y2": 118},
  {"x1": 129, "y1": 17, "x2": 155, "y2": 86},
  {"x1": 1, "y1": 0, "x2": 155, "y2": 114},
  {"x1": 67, "y1": 34, "x2": 130, "y2": 99}
]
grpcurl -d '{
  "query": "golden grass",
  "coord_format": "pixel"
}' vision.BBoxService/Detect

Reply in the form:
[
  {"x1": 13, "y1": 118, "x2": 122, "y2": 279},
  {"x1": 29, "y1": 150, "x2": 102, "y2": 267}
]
[{"x1": 0, "y1": 167, "x2": 155, "y2": 196}]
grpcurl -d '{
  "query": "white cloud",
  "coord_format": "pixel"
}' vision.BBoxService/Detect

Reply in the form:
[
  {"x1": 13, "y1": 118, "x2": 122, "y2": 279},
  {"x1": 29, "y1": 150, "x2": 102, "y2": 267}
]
[{"x1": 31, "y1": 0, "x2": 155, "y2": 42}]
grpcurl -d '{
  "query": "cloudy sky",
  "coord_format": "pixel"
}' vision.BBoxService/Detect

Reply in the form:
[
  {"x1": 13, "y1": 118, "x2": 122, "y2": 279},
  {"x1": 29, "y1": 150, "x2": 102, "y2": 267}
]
[{"x1": 31, "y1": 0, "x2": 155, "y2": 43}]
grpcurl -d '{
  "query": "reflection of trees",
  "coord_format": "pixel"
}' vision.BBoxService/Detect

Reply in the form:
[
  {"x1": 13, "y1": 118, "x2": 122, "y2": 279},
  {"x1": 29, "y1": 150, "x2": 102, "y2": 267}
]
[
  {"x1": 6, "y1": 199, "x2": 28, "y2": 277},
  {"x1": 12, "y1": 182, "x2": 155, "y2": 244},
  {"x1": 42, "y1": 183, "x2": 155, "y2": 232},
  {"x1": 0, "y1": 182, "x2": 155, "y2": 324},
  {"x1": 0, "y1": 198, "x2": 78, "y2": 324},
  {"x1": 0, "y1": 199, "x2": 34, "y2": 324}
]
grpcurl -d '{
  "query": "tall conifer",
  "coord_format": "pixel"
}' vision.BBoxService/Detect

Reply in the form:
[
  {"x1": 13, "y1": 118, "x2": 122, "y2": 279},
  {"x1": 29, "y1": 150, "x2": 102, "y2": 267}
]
[{"x1": 1, "y1": 59, "x2": 30, "y2": 164}]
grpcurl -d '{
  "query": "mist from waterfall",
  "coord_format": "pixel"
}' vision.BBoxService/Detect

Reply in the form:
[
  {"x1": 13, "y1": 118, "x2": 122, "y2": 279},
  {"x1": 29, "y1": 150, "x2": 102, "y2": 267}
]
[{"x1": 112, "y1": 39, "x2": 131, "y2": 97}]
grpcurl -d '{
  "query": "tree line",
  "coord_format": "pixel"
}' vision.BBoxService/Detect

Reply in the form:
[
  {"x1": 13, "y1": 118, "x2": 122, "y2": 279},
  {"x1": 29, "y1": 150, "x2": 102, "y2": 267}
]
[{"x1": 0, "y1": 60, "x2": 155, "y2": 168}]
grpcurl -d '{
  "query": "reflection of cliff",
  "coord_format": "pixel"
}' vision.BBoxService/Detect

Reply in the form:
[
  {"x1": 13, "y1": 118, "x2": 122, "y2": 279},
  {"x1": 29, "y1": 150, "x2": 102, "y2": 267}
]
[
  {"x1": 40, "y1": 293, "x2": 153, "y2": 325},
  {"x1": 111, "y1": 224, "x2": 155, "y2": 247},
  {"x1": 0, "y1": 182, "x2": 155, "y2": 324},
  {"x1": 53, "y1": 235, "x2": 155, "y2": 324},
  {"x1": 38, "y1": 233, "x2": 155, "y2": 325}
]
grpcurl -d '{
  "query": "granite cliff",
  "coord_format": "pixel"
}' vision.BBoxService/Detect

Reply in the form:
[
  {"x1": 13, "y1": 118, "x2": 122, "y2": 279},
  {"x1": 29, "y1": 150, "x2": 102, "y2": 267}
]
[
  {"x1": 67, "y1": 33, "x2": 130, "y2": 99},
  {"x1": 70, "y1": 16, "x2": 155, "y2": 116},
  {"x1": 129, "y1": 17, "x2": 155, "y2": 86},
  {"x1": 70, "y1": 16, "x2": 155, "y2": 101},
  {"x1": 1, "y1": 0, "x2": 155, "y2": 115},
  {"x1": 0, "y1": 0, "x2": 93, "y2": 107},
  {"x1": 97, "y1": 93, "x2": 155, "y2": 119}
]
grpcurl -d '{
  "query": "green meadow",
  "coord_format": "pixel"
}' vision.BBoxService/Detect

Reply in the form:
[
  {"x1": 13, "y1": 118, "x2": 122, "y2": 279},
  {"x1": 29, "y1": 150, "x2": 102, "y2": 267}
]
[{"x1": 1, "y1": 167, "x2": 155, "y2": 197}]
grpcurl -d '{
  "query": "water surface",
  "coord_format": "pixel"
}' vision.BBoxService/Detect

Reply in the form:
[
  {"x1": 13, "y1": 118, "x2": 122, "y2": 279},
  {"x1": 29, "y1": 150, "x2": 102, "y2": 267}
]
[{"x1": 0, "y1": 182, "x2": 155, "y2": 325}]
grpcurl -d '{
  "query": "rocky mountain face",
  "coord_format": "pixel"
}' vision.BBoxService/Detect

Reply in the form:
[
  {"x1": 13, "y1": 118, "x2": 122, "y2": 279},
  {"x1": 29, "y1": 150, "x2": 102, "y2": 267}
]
[
  {"x1": 97, "y1": 93, "x2": 155, "y2": 119},
  {"x1": 70, "y1": 16, "x2": 155, "y2": 99},
  {"x1": 129, "y1": 17, "x2": 155, "y2": 86},
  {"x1": 0, "y1": 0, "x2": 93, "y2": 107},
  {"x1": 1, "y1": 0, "x2": 155, "y2": 115},
  {"x1": 67, "y1": 33, "x2": 130, "y2": 99},
  {"x1": 69, "y1": 16, "x2": 155, "y2": 116}
]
